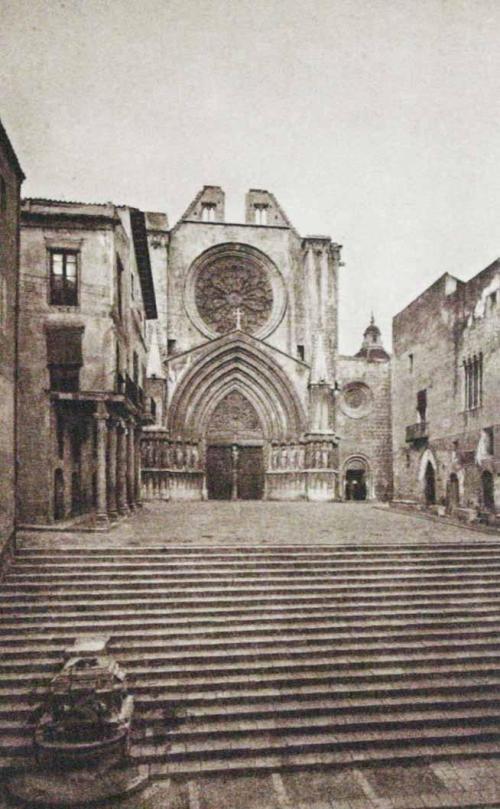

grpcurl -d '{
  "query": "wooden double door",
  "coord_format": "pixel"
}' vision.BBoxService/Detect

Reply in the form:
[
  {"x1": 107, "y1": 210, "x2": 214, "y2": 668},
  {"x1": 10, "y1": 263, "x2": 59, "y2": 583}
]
[{"x1": 206, "y1": 445, "x2": 264, "y2": 500}]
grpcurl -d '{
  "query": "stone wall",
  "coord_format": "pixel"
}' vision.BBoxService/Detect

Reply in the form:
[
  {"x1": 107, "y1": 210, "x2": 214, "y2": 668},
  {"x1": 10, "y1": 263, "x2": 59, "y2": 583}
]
[
  {"x1": 336, "y1": 356, "x2": 392, "y2": 500},
  {"x1": 0, "y1": 123, "x2": 23, "y2": 555},
  {"x1": 17, "y1": 202, "x2": 151, "y2": 524},
  {"x1": 392, "y1": 263, "x2": 500, "y2": 512}
]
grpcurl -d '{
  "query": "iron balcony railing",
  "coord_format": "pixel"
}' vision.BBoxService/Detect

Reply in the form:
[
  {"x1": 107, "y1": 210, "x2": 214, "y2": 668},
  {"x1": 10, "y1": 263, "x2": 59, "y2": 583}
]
[{"x1": 406, "y1": 421, "x2": 429, "y2": 442}]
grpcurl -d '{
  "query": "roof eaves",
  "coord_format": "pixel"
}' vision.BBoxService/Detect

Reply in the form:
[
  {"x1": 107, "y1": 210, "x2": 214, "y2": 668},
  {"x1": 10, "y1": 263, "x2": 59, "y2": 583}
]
[
  {"x1": 0, "y1": 118, "x2": 25, "y2": 181},
  {"x1": 129, "y1": 208, "x2": 158, "y2": 320}
]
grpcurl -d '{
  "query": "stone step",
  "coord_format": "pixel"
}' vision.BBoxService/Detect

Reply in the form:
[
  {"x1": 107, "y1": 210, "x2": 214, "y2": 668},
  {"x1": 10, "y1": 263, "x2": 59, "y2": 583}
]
[
  {"x1": 9, "y1": 551, "x2": 500, "y2": 579},
  {"x1": 2, "y1": 618, "x2": 500, "y2": 649},
  {"x1": 2, "y1": 603, "x2": 500, "y2": 639},
  {"x1": 4, "y1": 575, "x2": 500, "y2": 601},
  {"x1": 4, "y1": 680, "x2": 500, "y2": 739},
  {"x1": 6, "y1": 565, "x2": 498, "y2": 592},
  {"x1": 2, "y1": 630, "x2": 500, "y2": 662},
  {"x1": 6, "y1": 703, "x2": 500, "y2": 749},
  {"x1": 3, "y1": 592, "x2": 500, "y2": 626},
  {"x1": 4, "y1": 585, "x2": 500, "y2": 613},
  {"x1": 8, "y1": 575, "x2": 500, "y2": 596},
  {"x1": 4, "y1": 642, "x2": 500, "y2": 675},
  {"x1": 157, "y1": 690, "x2": 500, "y2": 723},
  {"x1": 3, "y1": 662, "x2": 500, "y2": 700},
  {"x1": 4, "y1": 686, "x2": 500, "y2": 724},
  {"x1": 7, "y1": 537, "x2": 500, "y2": 777},
  {"x1": 4, "y1": 682, "x2": 500, "y2": 723},
  {"x1": 1, "y1": 584, "x2": 499, "y2": 616},
  {"x1": 130, "y1": 722, "x2": 500, "y2": 765},
  {"x1": 10, "y1": 560, "x2": 500, "y2": 581},
  {"x1": 145, "y1": 738, "x2": 500, "y2": 778},
  {"x1": 154, "y1": 704, "x2": 500, "y2": 742},
  {"x1": 16, "y1": 541, "x2": 500, "y2": 555},
  {"x1": 4, "y1": 590, "x2": 500, "y2": 616}
]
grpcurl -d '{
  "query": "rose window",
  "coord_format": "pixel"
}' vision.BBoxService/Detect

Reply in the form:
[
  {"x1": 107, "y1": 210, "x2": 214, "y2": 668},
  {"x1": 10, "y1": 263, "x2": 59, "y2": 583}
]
[
  {"x1": 194, "y1": 259, "x2": 273, "y2": 335},
  {"x1": 340, "y1": 382, "x2": 373, "y2": 419}
]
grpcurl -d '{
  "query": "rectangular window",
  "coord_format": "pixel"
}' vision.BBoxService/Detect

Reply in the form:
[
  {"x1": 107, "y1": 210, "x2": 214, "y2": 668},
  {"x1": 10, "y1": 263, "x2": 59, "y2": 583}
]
[
  {"x1": 484, "y1": 427, "x2": 494, "y2": 456},
  {"x1": 408, "y1": 353, "x2": 413, "y2": 373},
  {"x1": 116, "y1": 256, "x2": 123, "y2": 318},
  {"x1": 416, "y1": 389, "x2": 427, "y2": 422},
  {"x1": 254, "y1": 204, "x2": 268, "y2": 225},
  {"x1": 46, "y1": 326, "x2": 83, "y2": 392},
  {"x1": 201, "y1": 203, "x2": 216, "y2": 222},
  {"x1": 133, "y1": 351, "x2": 139, "y2": 385},
  {"x1": 50, "y1": 250, "x2": 78, "y2": 306},
  {"x1": 167, "y1": 338, "x2": 177, "y2": 355},
  {"x1": 464, "y1": 353, "x2": 483, "y2": 410},
  {"x1": 49, "y1": 366, "x2": 80, "y2": 392},
  {"x1": 297, "y1": 344, "x2": 305, "y2": 361}
]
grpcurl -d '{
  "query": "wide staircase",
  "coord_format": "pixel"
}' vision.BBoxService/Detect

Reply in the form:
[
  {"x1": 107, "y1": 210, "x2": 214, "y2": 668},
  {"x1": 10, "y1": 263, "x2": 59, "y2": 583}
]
[{"x1": 2, "y1": 538, "x2": 500, "y2": 779}]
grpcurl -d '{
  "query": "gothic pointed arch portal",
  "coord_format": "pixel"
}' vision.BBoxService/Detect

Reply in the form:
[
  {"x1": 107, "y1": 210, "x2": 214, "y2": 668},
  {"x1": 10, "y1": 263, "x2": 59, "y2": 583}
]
[
  {"x1": 167, "y1": 333, "x2": 307, "y2": 500},
  {"x1": 167, "y1": 333, "x2": 306, "y2": 441}
]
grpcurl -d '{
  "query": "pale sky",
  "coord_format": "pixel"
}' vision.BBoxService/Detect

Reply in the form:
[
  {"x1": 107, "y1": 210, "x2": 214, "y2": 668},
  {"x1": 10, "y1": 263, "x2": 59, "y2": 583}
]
[{"x1": 2, "y1": 0, "x2": 499, "y2": 353}]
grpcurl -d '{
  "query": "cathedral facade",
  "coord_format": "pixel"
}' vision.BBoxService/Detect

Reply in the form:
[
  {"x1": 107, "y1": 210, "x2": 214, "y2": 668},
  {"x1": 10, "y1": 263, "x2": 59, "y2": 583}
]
[{"x1": 142, "y1": 186, "x2": 392, "y2": 502}]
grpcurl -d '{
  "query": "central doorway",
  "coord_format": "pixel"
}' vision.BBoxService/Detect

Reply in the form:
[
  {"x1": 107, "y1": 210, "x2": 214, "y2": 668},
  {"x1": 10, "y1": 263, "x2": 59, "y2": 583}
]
[{"x1": 206, "y1": 445, "x2": 265, "y2": 500}]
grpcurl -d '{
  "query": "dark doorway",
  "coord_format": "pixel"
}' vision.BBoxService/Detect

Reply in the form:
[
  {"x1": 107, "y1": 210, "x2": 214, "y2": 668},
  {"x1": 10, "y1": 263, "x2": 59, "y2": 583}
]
[
  {"x1": 482, "y1": 470, "x2": 495, "y2": 511},
  {"x1": 71, "y1": 471, "x2": 82, "y2": 516},
  {"x1": 206, "y1": 445, "x2": 264, "y2": 500},
  {"x1": 206, "y1": 446, "x2": 233, "y2": 500},
  {"x1": 345, "y1": 469, "x2": 367, "y2": 501},
  {"x1": 237, "y1": 447, "x2": 264, "y2": 500},
  {"x1": 448, "y1": 473, "x2": 459, "y2": 512},
  {"x1": 424, "y1": 462, "x2": 436, "y2": 505}
]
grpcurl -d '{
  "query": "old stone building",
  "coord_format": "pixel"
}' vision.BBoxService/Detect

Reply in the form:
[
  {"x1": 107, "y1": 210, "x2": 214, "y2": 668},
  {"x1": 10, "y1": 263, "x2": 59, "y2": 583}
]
[
  {"x1": 0, "y1": 119, "x2": 24, "y2": 559},
  {"x1": 17, "y1": 199, "x2": 157, "y2": 525},
  {"x1": 392, "y1": 260, "x2": 500, "y2": 518},
  {"x1": 142, "y1": 186, "x2": 392, "y2": 501}
]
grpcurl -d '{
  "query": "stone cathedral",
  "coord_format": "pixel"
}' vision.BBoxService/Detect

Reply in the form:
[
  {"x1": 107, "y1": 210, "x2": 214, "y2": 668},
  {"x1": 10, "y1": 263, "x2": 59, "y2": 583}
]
[{"x1": 142, "y1": 186, "x2": 391, "y2": 502}]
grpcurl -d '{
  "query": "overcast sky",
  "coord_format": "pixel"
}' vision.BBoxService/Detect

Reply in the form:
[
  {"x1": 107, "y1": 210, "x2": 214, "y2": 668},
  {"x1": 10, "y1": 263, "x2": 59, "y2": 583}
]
[{"x1": 2, "y1": 0, "x2": 499, "y2": 353}]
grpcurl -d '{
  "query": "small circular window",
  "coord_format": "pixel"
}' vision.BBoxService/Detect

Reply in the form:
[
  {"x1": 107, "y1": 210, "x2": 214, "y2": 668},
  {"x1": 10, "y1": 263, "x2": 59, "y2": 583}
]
[{"x1": 340, "y1": 382, "x2": 373, "y2": 419}]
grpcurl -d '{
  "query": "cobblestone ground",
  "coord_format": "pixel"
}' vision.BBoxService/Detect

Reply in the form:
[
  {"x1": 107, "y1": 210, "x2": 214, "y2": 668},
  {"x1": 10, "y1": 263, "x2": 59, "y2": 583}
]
[
  {"x1": 19, "y1": 501, "x2": 497, "y2": 548},
  {"x1": 10, "y1": 503, "x2": 500, "y2": 808}
]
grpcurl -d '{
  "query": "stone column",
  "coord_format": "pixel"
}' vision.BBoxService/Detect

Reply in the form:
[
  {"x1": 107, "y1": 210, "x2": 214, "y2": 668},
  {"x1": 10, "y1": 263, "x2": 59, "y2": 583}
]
[
  {"x1": 231, "y1": 445, "x2": 239, "y2": 501},
  {"x1": 116, "y1": 420, "x2": 129, "y2": 516},
  {"x1": 134, "y1": 426, "x2": 142, "y2": 507},
  {"x1": 107, "y1": 418, "x2": 118, "y2": 520},
  {"x1": 94, "y1": 402, "x2": 109, "y2": 525},
  {"x1": 127, "y1": 420, "x2": 136, "y2": 510}
]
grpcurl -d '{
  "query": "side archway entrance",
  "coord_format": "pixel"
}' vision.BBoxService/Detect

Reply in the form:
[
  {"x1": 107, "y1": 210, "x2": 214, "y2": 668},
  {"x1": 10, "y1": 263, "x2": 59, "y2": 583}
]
[
  {"x1": 424, "y1": 462, "x2": 436, "y2": 505},
  {"x1": 343, "y1": 457, "x2": 370, "y2": 501},
  {"x1": 482, "y1": 470, "x2": 495, "y2": 511}
]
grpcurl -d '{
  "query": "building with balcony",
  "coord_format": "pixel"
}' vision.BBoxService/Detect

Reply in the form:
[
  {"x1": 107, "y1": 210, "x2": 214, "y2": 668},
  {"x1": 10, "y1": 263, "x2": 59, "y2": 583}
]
[
  {"x1": 17, "y1": 199, "x2": 157, "y2": 525},
  {"x1": 0, "y1": 119, "x2": 24, "y2": 557},
  {"x1": 392, "y1": 262, "x2": 500, "y2": 517}
]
